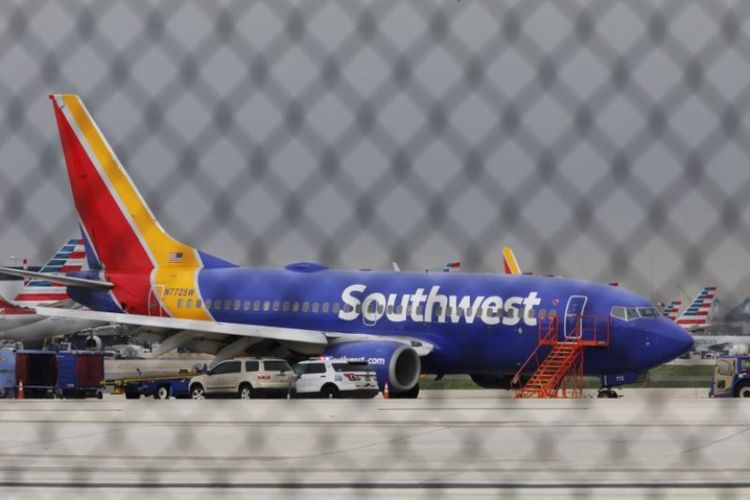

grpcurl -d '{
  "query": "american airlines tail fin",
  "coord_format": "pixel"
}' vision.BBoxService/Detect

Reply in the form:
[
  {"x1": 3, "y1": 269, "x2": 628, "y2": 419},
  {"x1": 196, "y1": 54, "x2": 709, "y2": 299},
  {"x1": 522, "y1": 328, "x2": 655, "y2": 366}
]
[
  {"x1": 675, "y1": 286, "x2": 716, "y2": 331},
  {"x1": 502, "y1": 246, "x2": 522, "y2": 275},
  {"x1": 12, "y1": 238, "x2": 85, "y2": 306},
  {"x1": 49, "y1": 94, "x2": 235, "y2": 274},
  {"x1": 442, "y1": 262, "x2": 461, "y2": 273},
  {"x1": 661, "y1": 300, "x2": 683, "y2": 321}
]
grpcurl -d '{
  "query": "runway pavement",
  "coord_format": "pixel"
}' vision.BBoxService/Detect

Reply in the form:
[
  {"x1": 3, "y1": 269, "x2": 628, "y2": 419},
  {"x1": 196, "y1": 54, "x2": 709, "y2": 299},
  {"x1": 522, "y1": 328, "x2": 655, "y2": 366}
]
[{"x1": 0, "y1": 393, "x2": 748, "y2": 499}]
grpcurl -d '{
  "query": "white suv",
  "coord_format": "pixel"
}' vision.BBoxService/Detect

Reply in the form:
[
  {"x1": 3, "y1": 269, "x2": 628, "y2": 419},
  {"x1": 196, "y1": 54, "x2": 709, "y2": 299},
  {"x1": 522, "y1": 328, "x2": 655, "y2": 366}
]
[
  {"x1": 189, "y1": 358, "x2": 296, "y2": 399},
  {"x1": 294, "y1": 358, "x2": 379, "y2": 399}
]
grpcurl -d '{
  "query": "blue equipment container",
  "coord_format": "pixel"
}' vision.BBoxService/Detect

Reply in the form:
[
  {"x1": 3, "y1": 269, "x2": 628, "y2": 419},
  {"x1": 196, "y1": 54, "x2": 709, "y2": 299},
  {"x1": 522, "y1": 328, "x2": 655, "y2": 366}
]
[{"x1": 56, "y1": 351, "x2": 105, "y2": 399}]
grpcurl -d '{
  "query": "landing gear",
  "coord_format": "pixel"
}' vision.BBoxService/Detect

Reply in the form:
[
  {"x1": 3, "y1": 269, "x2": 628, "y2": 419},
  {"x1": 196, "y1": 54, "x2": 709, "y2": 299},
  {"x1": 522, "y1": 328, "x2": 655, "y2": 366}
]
[{"x1": 597, "y1": 388, "x2": 620, "y2": 399}]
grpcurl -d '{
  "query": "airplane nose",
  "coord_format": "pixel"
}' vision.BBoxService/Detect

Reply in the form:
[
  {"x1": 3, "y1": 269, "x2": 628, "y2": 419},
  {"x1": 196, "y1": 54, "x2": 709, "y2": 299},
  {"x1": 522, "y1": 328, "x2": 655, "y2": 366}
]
[{"x1": 653, "y1": 321, "x2": 694, "y2": 362}]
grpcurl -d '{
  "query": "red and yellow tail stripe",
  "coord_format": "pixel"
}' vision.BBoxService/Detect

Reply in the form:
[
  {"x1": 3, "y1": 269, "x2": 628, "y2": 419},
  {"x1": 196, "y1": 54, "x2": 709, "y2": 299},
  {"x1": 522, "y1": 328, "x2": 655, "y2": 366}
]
[{"x1": 50, "y1": 94, "x2": 211, "y2": 320}]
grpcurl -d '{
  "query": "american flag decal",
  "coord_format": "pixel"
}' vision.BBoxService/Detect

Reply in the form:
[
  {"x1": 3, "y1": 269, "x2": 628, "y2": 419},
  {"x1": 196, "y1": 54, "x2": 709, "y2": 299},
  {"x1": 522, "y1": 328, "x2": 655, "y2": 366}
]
[{"x1": 168, "y1": 252, "x2": 184, "y2": 263}]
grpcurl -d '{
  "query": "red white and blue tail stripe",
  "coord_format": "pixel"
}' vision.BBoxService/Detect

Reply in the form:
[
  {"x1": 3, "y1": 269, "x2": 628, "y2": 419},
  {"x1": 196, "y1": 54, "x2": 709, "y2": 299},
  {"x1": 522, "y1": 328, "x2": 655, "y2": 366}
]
[
  {"x1": 12, "y1": 239, "x2": 86, "y2": 306},
  {"x1": 442, "y1": 262, "x2": 461, "y2": 273},
  {"x1": 661, "y1": 300, "x2": 682, "y2": 321},
  {"x1": 675, "y1": 286, "x2": 716, "y2": 331}
]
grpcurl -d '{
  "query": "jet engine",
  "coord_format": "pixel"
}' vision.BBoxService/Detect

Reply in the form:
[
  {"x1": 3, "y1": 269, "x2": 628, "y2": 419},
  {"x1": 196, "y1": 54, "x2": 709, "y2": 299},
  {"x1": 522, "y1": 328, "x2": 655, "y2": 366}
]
[
  {"x1": 84, "y1": 335, "x2": 102, "y2": 351},
  {"x1": 324, "y1": 341, "x2": 420, "y2": 392}
]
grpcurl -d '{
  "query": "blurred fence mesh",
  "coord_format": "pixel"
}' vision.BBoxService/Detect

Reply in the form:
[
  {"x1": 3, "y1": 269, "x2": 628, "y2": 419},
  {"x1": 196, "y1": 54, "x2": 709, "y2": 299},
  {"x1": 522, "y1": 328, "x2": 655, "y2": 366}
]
[{"x1": 1, "y1": 0, "x2": 750, "y2": 495}]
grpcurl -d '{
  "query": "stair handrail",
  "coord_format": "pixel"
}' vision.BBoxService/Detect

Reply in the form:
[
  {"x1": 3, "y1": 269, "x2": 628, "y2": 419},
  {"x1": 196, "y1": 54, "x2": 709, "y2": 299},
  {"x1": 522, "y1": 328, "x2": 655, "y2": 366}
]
[
  {"x1": 574, "y1": 314, "x2": 611, "y2": 346},
  {"x1": 511, "y1": 316, "x2": 558, "y2": 387},
  {"x1": 515, "y1": 314, "x2": 610, "y2": 398}
]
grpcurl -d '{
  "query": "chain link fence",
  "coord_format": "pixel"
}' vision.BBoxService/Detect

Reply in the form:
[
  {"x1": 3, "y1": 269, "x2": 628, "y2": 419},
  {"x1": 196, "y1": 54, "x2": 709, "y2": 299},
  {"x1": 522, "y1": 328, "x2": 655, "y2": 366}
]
[
  {"x1": 1, "y1": 0, "x2": 750, "y2": 305},
  {"x1": 1, "y1": 0, "x2": 750, "y2": 496}
]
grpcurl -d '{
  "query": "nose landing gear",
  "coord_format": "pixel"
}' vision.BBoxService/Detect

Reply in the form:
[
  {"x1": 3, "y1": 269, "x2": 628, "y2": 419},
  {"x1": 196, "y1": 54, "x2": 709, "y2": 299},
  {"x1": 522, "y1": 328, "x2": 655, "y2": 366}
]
[
  {"x1": 597, "y1": 387, "x2": 620, "y2": 398},
  {"x1": 597, "y1": 372, "x2": 647, "y2": 398}
]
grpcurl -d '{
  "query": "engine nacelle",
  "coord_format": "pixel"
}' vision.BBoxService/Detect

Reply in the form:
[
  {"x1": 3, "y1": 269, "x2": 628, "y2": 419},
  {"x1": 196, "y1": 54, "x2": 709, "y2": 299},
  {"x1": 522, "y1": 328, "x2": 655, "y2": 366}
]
[
  {"x1": 324, "y1": 341, "x2": 420, "y2": 392},
  {"x1": 84, "y1": 335, "x2": 102, "y2": 351},
  {"x1": 470, "y1": 373, "x2": 517, "y2": 390}
]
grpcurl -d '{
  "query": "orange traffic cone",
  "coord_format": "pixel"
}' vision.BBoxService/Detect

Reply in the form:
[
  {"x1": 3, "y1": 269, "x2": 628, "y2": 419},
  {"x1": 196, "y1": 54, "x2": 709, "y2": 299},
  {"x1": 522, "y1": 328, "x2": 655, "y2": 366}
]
[
  {"x1": 383, "y1": 382, "x2": 389, "y2": 400},
  {"x1": 17, "y1": 380, "x2": 24, "y2": 400}
]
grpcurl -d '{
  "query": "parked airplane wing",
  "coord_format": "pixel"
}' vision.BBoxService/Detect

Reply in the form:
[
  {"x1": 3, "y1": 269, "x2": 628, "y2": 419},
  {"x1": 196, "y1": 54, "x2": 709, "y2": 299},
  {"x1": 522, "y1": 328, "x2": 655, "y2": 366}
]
[
  {"x1": 34, "y1": 306, "x2": 435, "y2": 359},
  {"x1": 35, "y1": 306, "x2": 328, "y2": 345}
]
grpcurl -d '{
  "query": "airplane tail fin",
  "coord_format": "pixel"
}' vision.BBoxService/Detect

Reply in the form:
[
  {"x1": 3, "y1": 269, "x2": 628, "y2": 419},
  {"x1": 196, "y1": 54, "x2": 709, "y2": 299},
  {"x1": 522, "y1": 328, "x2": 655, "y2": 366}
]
[
  {"x1": 502, "y1": 246, "x2": 522, "y2": 275},
  {"x1": 49, "y1": 94, "x2": 235, "y2": 273},
  {"x1": 12, "y1": 238, "x2": 85, "y2": 306},
  {"x1": 675, "y1": 286, "x2": 716, "y2": 331},
  {"x1": 661, "y1": 299, "x2": 683, "y2": 321},
  {"x1": 442, "y1": 261, "x2": 461, "y2": 273}
]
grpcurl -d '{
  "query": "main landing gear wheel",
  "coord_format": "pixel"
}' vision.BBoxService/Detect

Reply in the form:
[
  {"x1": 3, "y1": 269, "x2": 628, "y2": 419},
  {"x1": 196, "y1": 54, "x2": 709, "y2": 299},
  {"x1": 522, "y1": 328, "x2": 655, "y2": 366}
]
[{"x1": 597, "y1": 388, "x2": 619, "y2": 399}]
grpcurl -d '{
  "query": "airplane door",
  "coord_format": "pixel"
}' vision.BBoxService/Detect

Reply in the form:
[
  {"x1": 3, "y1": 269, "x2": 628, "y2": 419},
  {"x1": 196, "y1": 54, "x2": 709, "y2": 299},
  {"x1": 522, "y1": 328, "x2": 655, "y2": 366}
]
[
  {"x1": 148, "y1": 285, "x2": 166, "y2": 317},
  {"x1": 564, "y1": 295, "x2": 588, "y2": 340},
  {"x1": 362, "y1": 300, "x2": 381, "y2": 327}
]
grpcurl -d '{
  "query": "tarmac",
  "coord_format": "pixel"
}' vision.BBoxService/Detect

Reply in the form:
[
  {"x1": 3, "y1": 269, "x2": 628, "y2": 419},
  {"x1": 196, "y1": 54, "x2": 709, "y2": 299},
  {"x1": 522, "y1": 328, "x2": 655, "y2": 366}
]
[{"x1": 0, "y1": 390, "x2": 747, "y2": 499}]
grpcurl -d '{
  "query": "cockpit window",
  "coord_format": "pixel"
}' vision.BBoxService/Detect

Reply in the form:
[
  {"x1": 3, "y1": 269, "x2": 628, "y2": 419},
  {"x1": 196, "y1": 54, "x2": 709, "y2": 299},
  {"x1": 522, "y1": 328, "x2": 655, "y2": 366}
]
[
  {"x1": 612, "y1": 306, "x2": 661, "y2": 321},
  {"x1": 637, "y1": 307, "x2": 659, "y2": 318},
  {"x1": 610, "y1": 307, "x2": 626, "y2": 320}
]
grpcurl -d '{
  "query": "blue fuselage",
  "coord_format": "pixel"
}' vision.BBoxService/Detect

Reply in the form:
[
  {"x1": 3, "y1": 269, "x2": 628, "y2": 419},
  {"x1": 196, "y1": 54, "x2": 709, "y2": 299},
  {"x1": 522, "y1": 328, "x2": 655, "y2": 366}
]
[{"x1": 183, "y1": 266, "x2": 691, "y2": 376}]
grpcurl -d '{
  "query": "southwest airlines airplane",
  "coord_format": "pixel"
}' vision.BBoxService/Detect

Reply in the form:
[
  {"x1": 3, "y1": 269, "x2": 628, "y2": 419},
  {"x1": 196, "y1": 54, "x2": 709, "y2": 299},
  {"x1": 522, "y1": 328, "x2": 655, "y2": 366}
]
[{"x1": 0, "y1": 95, "x2": 693, "y2": 397}]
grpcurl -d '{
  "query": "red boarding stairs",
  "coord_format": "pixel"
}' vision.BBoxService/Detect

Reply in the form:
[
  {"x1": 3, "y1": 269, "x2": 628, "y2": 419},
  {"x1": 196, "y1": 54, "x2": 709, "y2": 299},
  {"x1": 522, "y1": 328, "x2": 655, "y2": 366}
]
[{"x1": 514, "y1": 315, "x2": 610, "y2": 399}]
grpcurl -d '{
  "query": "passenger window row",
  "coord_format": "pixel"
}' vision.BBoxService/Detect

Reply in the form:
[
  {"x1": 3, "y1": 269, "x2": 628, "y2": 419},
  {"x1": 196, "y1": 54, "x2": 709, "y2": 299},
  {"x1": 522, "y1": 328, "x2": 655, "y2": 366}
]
[
  {"x1": 181, "y1": 298, "x2": 344, "y2": 314},
  {"x1": 172, "y1": 298, "x2": 203, "y2": 310},
  {"x1": 343, "y1": 304, "x2": 559, "y2": 320}
]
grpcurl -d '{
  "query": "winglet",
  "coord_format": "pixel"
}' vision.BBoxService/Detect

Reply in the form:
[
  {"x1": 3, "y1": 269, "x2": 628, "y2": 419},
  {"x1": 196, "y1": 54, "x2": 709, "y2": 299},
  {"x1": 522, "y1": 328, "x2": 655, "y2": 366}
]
[{"x1": 502, "y1": 246, "x2": 522, "y2": 275}]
